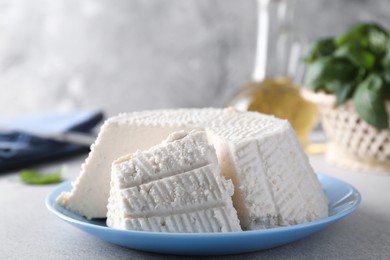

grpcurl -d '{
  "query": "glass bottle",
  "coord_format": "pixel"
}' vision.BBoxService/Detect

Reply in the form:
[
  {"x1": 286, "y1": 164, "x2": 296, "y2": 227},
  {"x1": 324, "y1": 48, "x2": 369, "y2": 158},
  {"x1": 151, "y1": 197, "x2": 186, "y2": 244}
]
[{"x1": 229, "y1": 0, "x2": 318, "y2": 148}]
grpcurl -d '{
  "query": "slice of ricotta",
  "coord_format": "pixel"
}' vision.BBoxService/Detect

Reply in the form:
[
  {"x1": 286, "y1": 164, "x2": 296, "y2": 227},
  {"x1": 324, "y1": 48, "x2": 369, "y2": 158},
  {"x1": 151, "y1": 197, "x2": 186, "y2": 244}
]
[
  {"x1": 58, "y1": 107, "x2": 328, "y2": 230},
  {"x1": 107, "y1": 130, "x2": 242, "y2": 232}
]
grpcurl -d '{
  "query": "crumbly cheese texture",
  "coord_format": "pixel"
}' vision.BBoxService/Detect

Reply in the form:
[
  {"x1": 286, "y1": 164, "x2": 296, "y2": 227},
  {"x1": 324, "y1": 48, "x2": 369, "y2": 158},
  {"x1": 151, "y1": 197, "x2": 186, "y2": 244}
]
[
  {"x1": 57, "y1": 107, "x2": 328, "y2": 230},
  {"x1": 107, "y1": 130, "x2": 242, "y2": 232}
]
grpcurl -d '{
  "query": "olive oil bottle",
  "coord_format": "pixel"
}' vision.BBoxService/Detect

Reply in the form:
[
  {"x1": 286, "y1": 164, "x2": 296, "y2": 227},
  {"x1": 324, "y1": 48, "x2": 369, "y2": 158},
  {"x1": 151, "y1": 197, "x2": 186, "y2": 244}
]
[
  {"x1": 229, "y1": 0, "x2": 318, "y2": 147},
  {"x1": 229, "y1": 77, "x2": 318, "y2": 147}
]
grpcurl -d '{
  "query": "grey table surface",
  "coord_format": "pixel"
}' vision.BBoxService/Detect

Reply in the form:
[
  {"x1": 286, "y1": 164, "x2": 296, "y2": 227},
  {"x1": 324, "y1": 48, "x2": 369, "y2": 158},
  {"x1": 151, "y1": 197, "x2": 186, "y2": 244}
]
[{"x1": 1, "y1": 153, "x2": 390, "y2": 260}]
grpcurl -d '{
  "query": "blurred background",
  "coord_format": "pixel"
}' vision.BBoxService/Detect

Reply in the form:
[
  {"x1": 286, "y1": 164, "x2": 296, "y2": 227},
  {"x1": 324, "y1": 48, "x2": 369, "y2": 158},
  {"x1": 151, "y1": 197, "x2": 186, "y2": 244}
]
[{"x1": 1, "y1": 0, "x2": 389, "y2": 117}]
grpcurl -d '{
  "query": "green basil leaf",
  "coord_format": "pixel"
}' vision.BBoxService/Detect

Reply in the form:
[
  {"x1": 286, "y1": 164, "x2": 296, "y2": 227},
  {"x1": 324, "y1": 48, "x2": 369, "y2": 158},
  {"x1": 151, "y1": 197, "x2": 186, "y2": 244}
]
[
  {"x1": 20, "y1": 168, "x2": 63, "y2": 185},
  {"x1": 304, "y1": 58, "x2": 328, "y2": 90},
  {"x1": 305, "y1": 38, "x2": 336, "y2": 63},
  {"x1": 353, "y1": 73, "x2": 389, "y2": 129},
  {"x1": 332, "y1": 81, "x2": 356, "y2": 106},
  {"x1": 383, "y1": 71, "x2": 390, "y2": 98},
  {"x1": 336, "y1": 24, "x2": 368, "y2": 47},
  {"x1": 366, "y1": 24, "x2": 389, "y2": 55},
  {"x1": 336, "y1": 23, "x2": 389, "y2": 55},
  {"x1": 383, "y1": 50, "x2": 390, "y2": 69},
  {"x1": 334, "y1": 44, "x2": 375, "y2": 69},
  {"x1": 304, "y1": 57, "x2": 358, "y2": 92},
  {"x1": 385, "y1": 86, "x2": 390, "y2": 99}
]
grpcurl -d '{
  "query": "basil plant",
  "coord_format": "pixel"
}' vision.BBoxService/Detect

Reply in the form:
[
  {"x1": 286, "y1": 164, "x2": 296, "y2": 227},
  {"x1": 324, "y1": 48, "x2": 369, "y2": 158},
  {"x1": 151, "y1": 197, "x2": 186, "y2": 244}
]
[{"x1": 304, "y1": 23, "x2": 390, "y2": 129}]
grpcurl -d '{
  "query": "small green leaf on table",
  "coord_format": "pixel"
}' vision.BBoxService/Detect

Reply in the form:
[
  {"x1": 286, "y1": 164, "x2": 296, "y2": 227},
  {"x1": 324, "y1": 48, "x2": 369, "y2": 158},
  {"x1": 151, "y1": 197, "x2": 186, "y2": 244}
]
[{"x1": 20, "y1": 167, "x2": 64, "y2": 185}]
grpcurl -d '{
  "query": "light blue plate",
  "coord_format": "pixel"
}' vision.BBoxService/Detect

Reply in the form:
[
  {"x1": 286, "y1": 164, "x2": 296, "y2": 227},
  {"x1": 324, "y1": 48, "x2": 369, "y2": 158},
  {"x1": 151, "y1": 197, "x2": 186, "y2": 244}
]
[{"x1": 46, "y1": 174, "x2": 361, "y2": 255}]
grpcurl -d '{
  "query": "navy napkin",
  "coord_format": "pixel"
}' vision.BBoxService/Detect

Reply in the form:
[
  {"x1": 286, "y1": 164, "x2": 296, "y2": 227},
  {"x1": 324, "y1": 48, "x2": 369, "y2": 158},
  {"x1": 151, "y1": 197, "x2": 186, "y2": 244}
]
[{"x1": 0, "y1": 110, "x2": 104, "y2": 173}]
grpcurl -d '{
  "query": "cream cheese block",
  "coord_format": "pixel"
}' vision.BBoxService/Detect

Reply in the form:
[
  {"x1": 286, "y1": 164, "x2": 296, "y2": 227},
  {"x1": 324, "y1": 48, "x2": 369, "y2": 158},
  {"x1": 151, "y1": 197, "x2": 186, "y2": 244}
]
[
  {"x1": 57, "y1": 107, "x2": 328, "y2": 230},
  {"x1": 107, "y1": 130, "x2": 242, "y2": 232}
]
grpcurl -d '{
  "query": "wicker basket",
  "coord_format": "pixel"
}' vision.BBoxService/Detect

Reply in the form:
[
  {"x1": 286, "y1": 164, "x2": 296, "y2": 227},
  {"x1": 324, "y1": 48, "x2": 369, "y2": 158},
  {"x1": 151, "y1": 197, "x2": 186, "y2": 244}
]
[{"x1": 301, "y1": 89, "x2": 390, "y2": 173}]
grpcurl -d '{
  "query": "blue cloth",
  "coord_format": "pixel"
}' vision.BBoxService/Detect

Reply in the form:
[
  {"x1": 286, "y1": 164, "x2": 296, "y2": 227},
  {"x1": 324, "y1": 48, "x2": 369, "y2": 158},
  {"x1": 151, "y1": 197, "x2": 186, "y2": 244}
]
[{"x1": 0, "y1": 110, "x2": 104, "y2": 173}]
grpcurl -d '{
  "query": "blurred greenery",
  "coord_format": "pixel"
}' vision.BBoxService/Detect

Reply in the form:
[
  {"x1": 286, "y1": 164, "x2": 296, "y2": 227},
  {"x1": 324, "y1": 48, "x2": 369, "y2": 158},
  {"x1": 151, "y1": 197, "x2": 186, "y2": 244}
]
[{"x1": 304, "y1": 23, "x2": 390, "y2": 129}]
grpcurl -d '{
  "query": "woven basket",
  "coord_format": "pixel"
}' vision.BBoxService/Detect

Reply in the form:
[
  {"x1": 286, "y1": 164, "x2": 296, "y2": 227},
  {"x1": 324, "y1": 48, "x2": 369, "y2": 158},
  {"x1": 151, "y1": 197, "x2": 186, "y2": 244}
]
[{"x1": 301, "y1": 89, "x2": 390, "y2": 173}]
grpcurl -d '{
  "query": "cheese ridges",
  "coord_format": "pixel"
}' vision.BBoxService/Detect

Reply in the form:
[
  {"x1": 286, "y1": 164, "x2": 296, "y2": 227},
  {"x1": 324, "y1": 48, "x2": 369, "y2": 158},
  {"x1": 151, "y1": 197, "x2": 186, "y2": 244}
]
[
  {"x1": 107, "y1": 130, "x2": 242, "y2": 232},
  {"x1": 57, "y1": 107, "x2": 328, "y2": 230}
]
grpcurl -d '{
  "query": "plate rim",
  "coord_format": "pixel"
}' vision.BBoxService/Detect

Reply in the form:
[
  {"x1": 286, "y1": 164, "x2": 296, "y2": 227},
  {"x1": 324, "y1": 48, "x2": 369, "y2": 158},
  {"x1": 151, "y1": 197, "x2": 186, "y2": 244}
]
[{"x1": 46, "y1": 173, "x2": 361, "y2": 238}]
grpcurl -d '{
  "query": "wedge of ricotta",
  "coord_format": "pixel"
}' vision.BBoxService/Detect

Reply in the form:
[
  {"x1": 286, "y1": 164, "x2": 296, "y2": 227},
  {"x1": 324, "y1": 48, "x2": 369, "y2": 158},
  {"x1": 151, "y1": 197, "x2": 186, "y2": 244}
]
[
  {"x1": 58, "y1": 107, "x2": 328, "y2": 230},
  {"x1": 107, "y1": 130, "x2": 241, "y2": 232}
]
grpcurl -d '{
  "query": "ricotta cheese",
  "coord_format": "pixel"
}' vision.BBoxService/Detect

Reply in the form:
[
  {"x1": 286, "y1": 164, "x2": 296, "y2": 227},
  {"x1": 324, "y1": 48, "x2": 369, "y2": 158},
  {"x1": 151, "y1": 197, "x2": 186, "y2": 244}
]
[
  {"x1": 107, "y1": 130, "x2": 242, "y2": 232},
  {"x1": 58, "y1": 107, "x2": 328, "y2": 230}
]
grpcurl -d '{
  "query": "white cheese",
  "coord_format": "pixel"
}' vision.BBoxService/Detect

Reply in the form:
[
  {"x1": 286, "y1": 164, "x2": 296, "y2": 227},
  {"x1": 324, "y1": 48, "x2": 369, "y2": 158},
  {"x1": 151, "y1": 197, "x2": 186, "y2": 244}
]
[
  {"x1": 58, "y1": 107, "x2": 328, "y2": 230},
  {"x1": 107, "y1": 130, "x2": 242, "y2": 232}
]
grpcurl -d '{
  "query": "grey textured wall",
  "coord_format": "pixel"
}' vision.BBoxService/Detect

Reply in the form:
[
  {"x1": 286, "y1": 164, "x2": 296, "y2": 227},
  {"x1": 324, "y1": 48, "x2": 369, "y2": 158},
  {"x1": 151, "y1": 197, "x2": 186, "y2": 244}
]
[{"x1": 1, "y1": 0, "x2": 389, "y2": 117}]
